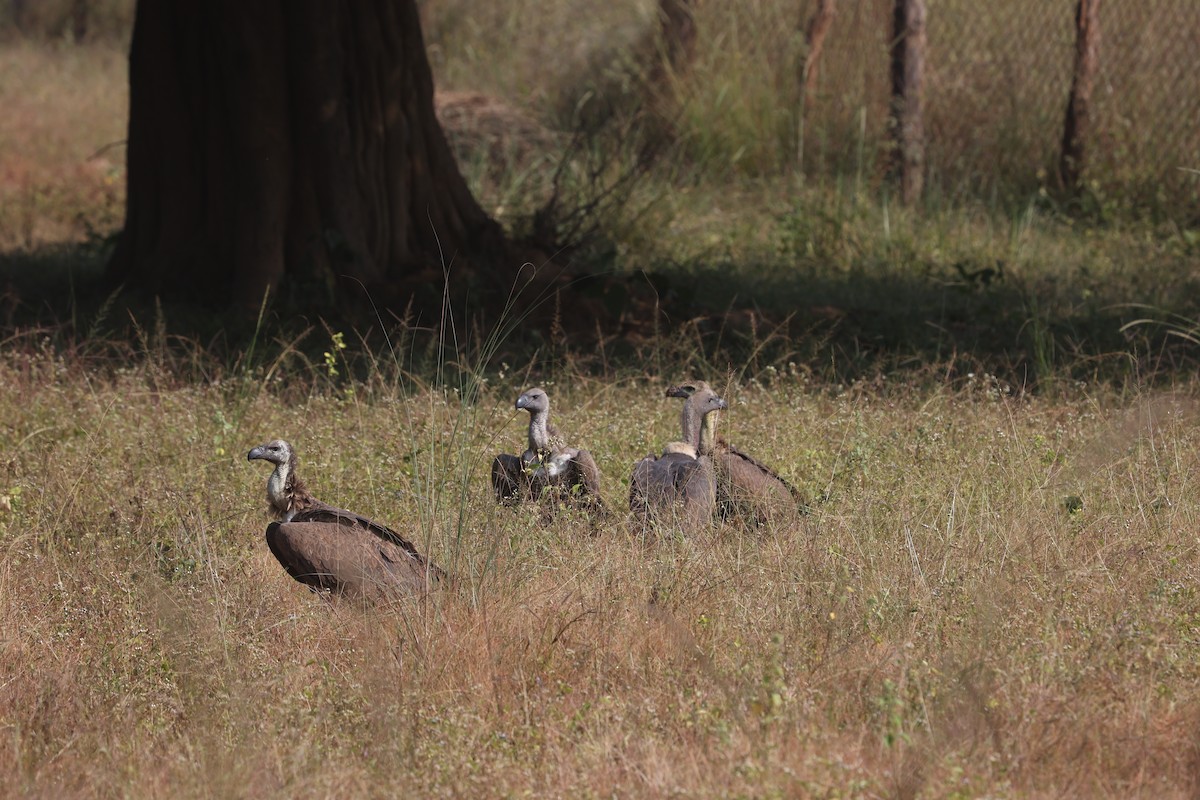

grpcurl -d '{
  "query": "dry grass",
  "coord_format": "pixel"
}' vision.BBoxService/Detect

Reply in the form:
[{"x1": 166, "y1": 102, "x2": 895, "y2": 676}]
[
  {"x1": 2, "y1": 334, "x2": 1200, "y2": 797},
  {"x1": 0, "y1": 40, "x2": 126, "y2": 249}
]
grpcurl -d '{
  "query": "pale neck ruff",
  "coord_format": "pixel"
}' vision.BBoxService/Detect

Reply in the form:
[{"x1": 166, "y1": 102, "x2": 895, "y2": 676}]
[{"x1": 266, "y1": 461, "x2": 291, "y2": 516}]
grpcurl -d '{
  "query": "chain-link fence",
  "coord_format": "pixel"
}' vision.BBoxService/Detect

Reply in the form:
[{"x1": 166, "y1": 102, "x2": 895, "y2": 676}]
[
  {"x1": 4, "y1": 0, "x2": 1195, "y2": 220},
  {"x1": 1091, "y1": 2, "x2": 1199, "y2": 209},
  {"x1": 799, "y1": 0, "x2": 1199, "y2": 216}
]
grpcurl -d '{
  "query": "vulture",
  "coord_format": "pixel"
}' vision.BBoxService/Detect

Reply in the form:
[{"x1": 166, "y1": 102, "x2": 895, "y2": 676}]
[
  {"x1": 629, "y1": 385, "x2": 728, "y2": 528},
  {"x1": 491, "y1": 387, "x2": 604, "y2": 512},
  {"x1": 665, "y1": 380, "x2": 800, "y2": 525},
  {"x1": 247, "y1": 439, "x2": 444, "y2": 600}
]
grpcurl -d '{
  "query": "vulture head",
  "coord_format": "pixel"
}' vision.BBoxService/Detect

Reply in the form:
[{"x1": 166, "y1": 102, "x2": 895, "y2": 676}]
[
  {"x1": 248, "y1": 438, "x2": 300, "y2": 519},
  {"x1": 667, "y1": 381, "x2": 723, "y2": 455},
  {"x1": 247, "y1": 439, "x2": 294, "y2": 466},
  {"x1": 664, "y1": 380, "x2": 713, "y2": 399},
  {"x1": 692, "y1": 389, "x2": 728, "y2": 417},
  {"x1": 515, "y1": 387, "x2": 558, "y2": 455},
  {"x1": 515, "y1": 387, "x2": 550, "y2": 415},
  {"x1": 678, "y1": 386, "x2": 726, "y2": 453}
]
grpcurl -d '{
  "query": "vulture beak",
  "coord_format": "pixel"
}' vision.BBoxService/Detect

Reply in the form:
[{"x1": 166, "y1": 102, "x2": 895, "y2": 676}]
[
  {"x1": 247, "y1": 445, "x2": 266, "y2": 462},
  {"x1": 715, "y1": 397, "x2": 729, "y2": 410},
  {"x1": 515, "y1": 395, "x2": 529, "y2": 410}
]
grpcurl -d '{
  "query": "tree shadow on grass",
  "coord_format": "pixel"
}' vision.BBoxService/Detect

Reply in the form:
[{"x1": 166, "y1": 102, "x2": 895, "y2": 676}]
[
  {"x1": 620, "y1": 249, "x2": 1200, "y2": 388},
  {"x1": 0, "y1": 239, "x2": 1196, "y2": 388}
]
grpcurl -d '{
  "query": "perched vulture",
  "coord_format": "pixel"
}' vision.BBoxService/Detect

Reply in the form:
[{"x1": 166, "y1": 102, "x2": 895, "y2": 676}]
[
  {"x1": 665, "y1": 380, "x2": 800, "y2": 525},
  {"x1": 247, "y1": 439, "x2": 443, "y2": 600},
  {"x1": 629, "y1": 386, "x2": 728, "y2": 528},
  {"x1": 491, "y1": 387, "x2": 604, "y2": 512}
]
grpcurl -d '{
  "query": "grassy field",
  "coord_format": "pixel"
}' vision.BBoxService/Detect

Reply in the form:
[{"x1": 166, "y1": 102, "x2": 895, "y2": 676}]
[
  {"x1": 0, "y1": 40, "x2": 125, "y2": 251},
  {"x1": 1, "y1": 7, "x2": 1200, "y2": 797},
  {"x1": 3, "y1": 336, "x2": 1200, "y2": 797}
]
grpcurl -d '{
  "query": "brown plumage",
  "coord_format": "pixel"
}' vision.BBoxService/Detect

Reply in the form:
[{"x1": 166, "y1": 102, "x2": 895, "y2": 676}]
[
  {"x1": 665, "y1": 380, "x2": 800, "y2": 525},
  {"x1": 247, "y1": 440, "x2": 443, "y2": 600},
  {"x1": 491, "y1": 387, "x2": 604, "y2": 513},
  {"x1": 629, "y1": 386, "x2": 727, "y2": 528}
]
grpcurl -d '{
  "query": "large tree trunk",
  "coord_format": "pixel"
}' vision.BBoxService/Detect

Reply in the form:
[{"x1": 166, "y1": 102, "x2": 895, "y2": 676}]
[
  {"x1": 108, "y1": 0, "x2": 508, "y2": 314},
  {"x1": 1059, "y1": 0, "x2": 1101, "y2": 191},
  {"x1": 70, "y1": 0, "x2": 88, "y2": 42}
]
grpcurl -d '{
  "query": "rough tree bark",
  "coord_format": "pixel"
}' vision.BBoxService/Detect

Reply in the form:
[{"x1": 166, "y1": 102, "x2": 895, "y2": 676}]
[
  {"x1": 889, "y1": 0, "x2": 926, "y2": 205},
  {"x1": 108, "y1": 0, "x2": 509, "y2": 313},
  {"x1": 800, "y1": 0, "x2": 837, "y2": 106},
  {"x1": 655, "y1": 0, "x2": 698, "y2": 76},
  {"x1": 70, "y1": 0, "x2": 87, "y2": 41},
  {"x1": 1059, "y1": 0, "x2": 1101, "y2": 191},
  {"x1": 796, "y1": 0, "x2": 836, "y2": 171}
]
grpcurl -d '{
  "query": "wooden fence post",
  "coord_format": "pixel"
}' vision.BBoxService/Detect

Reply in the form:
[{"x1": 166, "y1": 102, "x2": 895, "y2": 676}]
[
  {"x1": 890, "y1": 0, "x2": 926, "y2": 204},
  {"x1": 796, "y1": 0, "x2": 837, "y2": 171},
  {"x1": 1060, "y1": 0, "x2": 1101, "y2": 191}
]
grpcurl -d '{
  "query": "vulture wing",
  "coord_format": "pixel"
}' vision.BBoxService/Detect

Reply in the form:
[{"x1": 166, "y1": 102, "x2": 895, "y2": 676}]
[
  {"x1": 674, "y1": 454, "x2": 717, "y2": 526},
  {"x1": 629, "y1": 454, "x2": 658, "y2": 515},
  {"x1": 546, "y1": 447, "x2": 605, "y2": 510},
  {"x1": 724, "y1": 444, "x2": 799, "y2": 496},
  {"x1": 716, "y1": 444, "x2": 799, "y2": 524},
  {"x1": 567, "y1": 448, "x2": 603, "y2": 501},
  {"x1": 630, "y1": 452, "x2": 715, "y2": 526},
  {"x1": 491, "y1": 452, "x2": 527, "y2": 504},
  {"x1": 288, "y1": 502, "x2": 430, "y2": 565},
  {"x1": 266, "y1": 520, "x2": 442, "y2": 600}
]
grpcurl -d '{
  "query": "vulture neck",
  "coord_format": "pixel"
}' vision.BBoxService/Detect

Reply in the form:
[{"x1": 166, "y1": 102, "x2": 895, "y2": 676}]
[
  {"x1": 698, "y1": 409, "x2": 719, "y2": 456},
  {"x1": 266, "y1": 454, "x2": 301, "y2": 519},
  {"x1": 678, "y1": 398, "x2": 706, "y2": 454},
  {"x1": 526, "y1": 409, "x2": 557, "y2": 456}
]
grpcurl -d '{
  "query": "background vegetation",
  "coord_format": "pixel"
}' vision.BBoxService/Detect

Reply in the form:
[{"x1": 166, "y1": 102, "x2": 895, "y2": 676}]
[{"x1": 2, "y1": 1, "x2": 1200, "y2": 796}]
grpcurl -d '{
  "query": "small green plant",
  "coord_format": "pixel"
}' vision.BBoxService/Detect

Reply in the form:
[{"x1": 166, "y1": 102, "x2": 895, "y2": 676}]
[
  {"x1": 874, "y1": 678, "x2": 912, "y2": 749},
  {"x1": 323, "y1": 330, "x2": 347, "y2": 378}
]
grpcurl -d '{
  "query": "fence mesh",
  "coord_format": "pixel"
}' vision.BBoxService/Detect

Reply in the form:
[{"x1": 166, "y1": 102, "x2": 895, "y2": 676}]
[
  {"x1": 798, "y1": 0, "x2": 1199, "y2": 215},
  {"x1": 3, "y1": 0, "x2": 1196, "y2": 219},
  {"x1": 1092, "y1": 2, "x2": 1200, "y2": 208}
]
